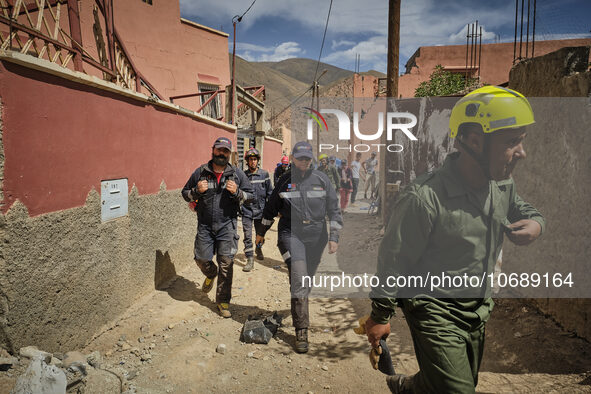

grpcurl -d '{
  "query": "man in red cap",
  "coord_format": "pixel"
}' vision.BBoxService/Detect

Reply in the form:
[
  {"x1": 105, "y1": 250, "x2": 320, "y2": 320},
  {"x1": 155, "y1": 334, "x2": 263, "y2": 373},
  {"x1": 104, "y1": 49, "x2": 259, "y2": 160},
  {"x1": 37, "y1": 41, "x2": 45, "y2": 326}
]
[
  {"x1": 182, "y1": 137, "x2": 253, "y2": 318},
  {"x1": 274, "y1": 155, "x2": 290, "y2": 186}
]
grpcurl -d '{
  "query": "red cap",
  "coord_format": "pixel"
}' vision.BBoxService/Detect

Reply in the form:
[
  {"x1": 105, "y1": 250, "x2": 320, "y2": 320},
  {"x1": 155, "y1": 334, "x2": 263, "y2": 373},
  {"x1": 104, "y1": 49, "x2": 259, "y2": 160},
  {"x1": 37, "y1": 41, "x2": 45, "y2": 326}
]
[{"x1": 281, "y1": 155, "x2": 289, "y2": 164}]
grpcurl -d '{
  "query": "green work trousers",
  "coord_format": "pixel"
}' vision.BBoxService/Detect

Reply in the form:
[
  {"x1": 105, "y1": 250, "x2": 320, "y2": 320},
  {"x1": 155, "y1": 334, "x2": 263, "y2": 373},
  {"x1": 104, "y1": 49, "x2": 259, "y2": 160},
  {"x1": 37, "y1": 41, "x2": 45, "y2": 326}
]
[{"x1": 401, "y1": 301, "x2": 486, "y2": 394}]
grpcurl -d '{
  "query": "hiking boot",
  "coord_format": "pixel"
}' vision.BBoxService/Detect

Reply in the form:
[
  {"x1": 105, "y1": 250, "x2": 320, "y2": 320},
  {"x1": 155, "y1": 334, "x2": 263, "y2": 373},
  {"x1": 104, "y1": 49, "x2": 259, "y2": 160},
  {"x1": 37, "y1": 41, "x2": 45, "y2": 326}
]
[
  {"x1": 255, "y1": 245, "x2": 264, "y2": 261},
  {"x1": 202, "y1": 276, "x2": 215, "y2": 293},
  {"x1": 217, "y1": 303, "x2": 232, "y2": 318},
  {"x1": 295, "y1": 328, "x2": 308, "y2": 353},
  {"x1": 243, "y1": 256, "x2": 255, "y2": 272},
  {"x1": 386, "y1": 374, "x2": 413, "y2": 394}
]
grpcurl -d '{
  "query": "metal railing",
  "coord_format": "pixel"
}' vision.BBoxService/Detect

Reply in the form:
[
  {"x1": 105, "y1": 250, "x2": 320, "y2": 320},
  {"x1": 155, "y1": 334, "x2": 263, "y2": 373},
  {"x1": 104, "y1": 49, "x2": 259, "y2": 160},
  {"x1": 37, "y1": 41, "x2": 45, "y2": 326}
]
[{"x1": 0, "y1": 0, "x2": 162, "y2": 99}]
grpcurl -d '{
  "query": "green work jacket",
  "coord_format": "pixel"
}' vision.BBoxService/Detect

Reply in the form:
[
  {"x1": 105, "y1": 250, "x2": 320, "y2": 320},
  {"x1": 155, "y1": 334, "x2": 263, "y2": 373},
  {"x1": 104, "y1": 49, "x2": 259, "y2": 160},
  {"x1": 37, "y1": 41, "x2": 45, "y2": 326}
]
[{"x1": 370, "y1": 152, "x2": 545, "y2": 328}]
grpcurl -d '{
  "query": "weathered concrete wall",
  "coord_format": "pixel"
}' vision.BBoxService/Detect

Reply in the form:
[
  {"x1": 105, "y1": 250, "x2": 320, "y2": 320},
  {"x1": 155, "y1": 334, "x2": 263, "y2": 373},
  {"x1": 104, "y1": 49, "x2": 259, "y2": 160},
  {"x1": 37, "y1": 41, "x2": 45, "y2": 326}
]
[
  {"x1": 509, "y1": 46, "x2": 591, "y2": 97},
  {"x1": 0, "y1": 187, "x2": 195, "y2": 353},
  {"x1": 0, "y1": 57, "x2": 234, "y2": 353},
  {"x1": 508, "y1": 47, "x2": 591, "y2": 340}
]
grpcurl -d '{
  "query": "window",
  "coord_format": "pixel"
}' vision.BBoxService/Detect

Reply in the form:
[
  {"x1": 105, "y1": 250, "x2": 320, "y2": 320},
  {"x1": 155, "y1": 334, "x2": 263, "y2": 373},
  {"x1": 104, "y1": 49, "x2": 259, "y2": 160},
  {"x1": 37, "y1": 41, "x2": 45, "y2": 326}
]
[
  {"x1": 199, "y1": 83, "x2": 221, "y2": 119},
  {"x1": 141, "y1": 0, "x2": 152, "y2": 5}
]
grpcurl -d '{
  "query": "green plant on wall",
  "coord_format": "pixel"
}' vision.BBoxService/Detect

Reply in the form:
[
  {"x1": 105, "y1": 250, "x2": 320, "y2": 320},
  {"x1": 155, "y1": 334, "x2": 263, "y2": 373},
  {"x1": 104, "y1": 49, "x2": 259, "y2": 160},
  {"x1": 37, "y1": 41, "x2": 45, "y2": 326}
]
[{"x1": 414, "y1": 65, "x2": 477, "y2": 97}]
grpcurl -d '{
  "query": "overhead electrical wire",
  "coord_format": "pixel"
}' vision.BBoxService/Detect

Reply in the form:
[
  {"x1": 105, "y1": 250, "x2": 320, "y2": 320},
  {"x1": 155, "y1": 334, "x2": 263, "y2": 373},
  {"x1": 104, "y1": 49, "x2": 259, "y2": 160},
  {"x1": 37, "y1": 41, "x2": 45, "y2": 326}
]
[
  {"x1": 268, "y1": 0, "x2": 333, "y2": 126},
  {"x1": 312, "y1": 0, "x2": 333, "y2": 85},
  {"x1": 233, "y1": 0, "x2": 257, "y2": 22}
]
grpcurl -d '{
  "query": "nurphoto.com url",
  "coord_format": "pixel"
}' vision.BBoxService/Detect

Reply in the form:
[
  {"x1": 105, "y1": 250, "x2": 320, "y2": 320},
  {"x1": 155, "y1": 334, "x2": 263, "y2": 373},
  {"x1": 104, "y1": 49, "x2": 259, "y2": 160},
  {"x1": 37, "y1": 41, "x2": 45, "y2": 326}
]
[{"x1": 303, "y1": 272, "x2": 574, "y2": 292}]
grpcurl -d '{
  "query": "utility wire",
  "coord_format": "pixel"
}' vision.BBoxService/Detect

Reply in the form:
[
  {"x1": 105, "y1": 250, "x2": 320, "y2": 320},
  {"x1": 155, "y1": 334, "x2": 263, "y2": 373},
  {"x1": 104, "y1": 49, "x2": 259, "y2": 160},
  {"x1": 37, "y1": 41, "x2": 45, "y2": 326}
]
[
  {"x1": 312, "y1": 0, "x2": 333, "y2": 85},
  {"x1": 269, "y1": 85, "x2": 314, "y2": 124},
  {"x1": 233, "y1": 0, "x2": 257, "y2": 22},
  {"x1": 269, "y1": 0, "x2": 331, "y2": 128}
]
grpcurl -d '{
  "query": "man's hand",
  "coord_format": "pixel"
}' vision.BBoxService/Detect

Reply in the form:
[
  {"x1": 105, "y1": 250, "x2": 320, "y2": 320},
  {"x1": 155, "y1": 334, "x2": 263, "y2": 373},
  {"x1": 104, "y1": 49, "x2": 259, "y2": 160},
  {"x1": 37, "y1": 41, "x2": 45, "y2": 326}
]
[
  {"x1": 365, "y1": 316, "x2": 390, "y2": 349},
  {"x1": 197, "y1": 180, "x2": 208, "y2": 194},
  {"x1": 226, "y1": 179, "x2": 238, "y2": 195},
  {"x1": 255, "y1": 235, "x2": 265, "y2": 245},
  {"x1": 506, "y1": 219, "x2": 542, "y2": 245},
  {"x1": 328, "y1": 241, "x2": 338, "y2": 254}
]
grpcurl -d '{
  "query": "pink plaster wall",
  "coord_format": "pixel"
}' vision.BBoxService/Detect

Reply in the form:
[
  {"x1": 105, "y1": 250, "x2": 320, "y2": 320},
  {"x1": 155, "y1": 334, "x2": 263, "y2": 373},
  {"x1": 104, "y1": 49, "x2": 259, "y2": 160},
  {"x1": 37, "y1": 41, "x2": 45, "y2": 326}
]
[
  {"x1": 0, "y1": 1, "x2": 231, "y2": 111},
  {"x1": 0, "y1": 61, "x2": 234, "y2": 216},
  {"x1": 262, "y1": 138, "x2": 283, "y2": 175}
]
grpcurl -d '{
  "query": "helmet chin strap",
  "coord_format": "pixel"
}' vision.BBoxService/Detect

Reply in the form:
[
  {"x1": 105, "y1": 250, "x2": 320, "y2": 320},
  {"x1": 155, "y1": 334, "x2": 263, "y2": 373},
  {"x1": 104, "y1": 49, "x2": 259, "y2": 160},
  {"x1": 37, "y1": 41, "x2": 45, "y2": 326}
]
[{"x1": 456, "y1": 135, "x2": 493, "y2": 180}]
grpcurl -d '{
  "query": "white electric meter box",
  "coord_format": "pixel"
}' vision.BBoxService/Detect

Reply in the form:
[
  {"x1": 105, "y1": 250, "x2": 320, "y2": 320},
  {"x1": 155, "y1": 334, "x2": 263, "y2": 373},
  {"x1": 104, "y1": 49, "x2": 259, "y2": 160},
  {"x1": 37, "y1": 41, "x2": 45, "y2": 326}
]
[{"x1": 101, "y1": 179, "x2": 129, "y2": 222}]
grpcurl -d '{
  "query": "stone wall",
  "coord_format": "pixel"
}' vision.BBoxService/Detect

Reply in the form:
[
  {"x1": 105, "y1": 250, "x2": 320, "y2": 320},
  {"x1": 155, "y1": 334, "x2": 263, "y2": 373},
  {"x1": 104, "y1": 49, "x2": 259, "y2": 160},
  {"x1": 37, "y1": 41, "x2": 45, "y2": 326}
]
[
  {"x1": 509, "y1": 46, "x2": 590, "y2": 97},
  {"x1": 0, "y1": 187, "x2": 195, "y2": 353},
  {"x1": 508, "y1": 46, "x2": 591, "y2": 340}
]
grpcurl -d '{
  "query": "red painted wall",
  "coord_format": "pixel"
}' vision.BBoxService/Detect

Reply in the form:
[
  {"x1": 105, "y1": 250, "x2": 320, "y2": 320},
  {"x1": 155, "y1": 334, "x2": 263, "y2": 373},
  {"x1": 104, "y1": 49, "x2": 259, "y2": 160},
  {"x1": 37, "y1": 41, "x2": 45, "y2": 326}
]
[
  {"x1": 262, "y1": 139, "x2": 283, "y2": 176},
  {"x1": 0, "y1": 61, "x2": 234, "y2": 216},
  {"x1": 0, "y1": 1, "x2": 231, "y2": 113}
]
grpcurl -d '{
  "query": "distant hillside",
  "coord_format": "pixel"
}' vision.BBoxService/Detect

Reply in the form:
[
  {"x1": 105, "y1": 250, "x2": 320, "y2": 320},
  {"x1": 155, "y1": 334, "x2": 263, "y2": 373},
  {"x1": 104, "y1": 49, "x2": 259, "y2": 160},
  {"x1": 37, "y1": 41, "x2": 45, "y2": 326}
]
[
  {"x1": 231, "y1": 55, "x2": 310, "y2": 115},
  {"x1": 230, "y1": 55, "x2": 386, "y2": 137},
  {"x1": 258, "y1": 58, "x2": 355, "y2": 87}
]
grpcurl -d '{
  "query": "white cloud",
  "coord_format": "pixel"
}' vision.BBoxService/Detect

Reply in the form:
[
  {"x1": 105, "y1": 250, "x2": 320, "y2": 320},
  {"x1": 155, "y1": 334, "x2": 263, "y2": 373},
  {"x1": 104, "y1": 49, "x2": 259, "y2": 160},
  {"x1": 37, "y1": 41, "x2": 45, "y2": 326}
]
[
  {"x1": 237, "y1": 41, "x2": 305, "y2": 62},
  {"x1": 324, "y1": 36, "x2": 387, "y2": 72},
  {"x1": 448, "y1": 24, "x2": 497, "y2": 44},
  {"x1": 236, "y1": 42, "x2": 273, "y2": 52},
  {"x1": 331, "y1": 40, "x2": 356, "y2": 50}
]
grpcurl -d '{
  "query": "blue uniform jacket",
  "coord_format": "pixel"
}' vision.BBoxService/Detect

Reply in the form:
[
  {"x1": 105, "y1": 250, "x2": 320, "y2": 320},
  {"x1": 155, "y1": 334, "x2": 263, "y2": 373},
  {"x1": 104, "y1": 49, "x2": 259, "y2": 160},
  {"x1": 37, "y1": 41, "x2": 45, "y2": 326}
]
[
  {"x1": 182, "y1": 161, "x2": 253, "y2": 226},
  {"x1": 242, "y1": 168, "x2": 272, "y2": 219},
  {"x1": 259, "y1": 168, "x2": 343, "y2": 243}
]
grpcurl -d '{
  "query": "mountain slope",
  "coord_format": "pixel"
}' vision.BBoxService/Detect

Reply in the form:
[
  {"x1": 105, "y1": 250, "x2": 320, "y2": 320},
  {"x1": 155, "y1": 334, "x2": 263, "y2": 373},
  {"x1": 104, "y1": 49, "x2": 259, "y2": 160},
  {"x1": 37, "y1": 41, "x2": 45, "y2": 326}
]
[
  {"x1": 259, "y1": 58, "x2": 354, "y2": 86},
  {"x1": 232, "y1": 55, "x2": 311, "y2": 116}
]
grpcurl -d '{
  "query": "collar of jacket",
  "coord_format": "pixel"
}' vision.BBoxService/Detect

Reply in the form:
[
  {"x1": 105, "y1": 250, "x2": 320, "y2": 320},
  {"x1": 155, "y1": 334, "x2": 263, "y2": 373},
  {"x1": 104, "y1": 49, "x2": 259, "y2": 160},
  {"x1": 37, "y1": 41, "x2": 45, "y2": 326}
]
[
  {"x1": 291, "y1": 167, "x2": 312, "y2": 181},
  {"x1": 246, "y1": 168, "x2": 259, "y2": 176},
  {"x1": 440, "y1": 152, "x2": 513, "y2": 198},
  {"x1": 439, "y1": 152, "x2": 476, "y2": 198},
  {"x1": 203, "y1": 160, "x2": 236, "y2": 175}
]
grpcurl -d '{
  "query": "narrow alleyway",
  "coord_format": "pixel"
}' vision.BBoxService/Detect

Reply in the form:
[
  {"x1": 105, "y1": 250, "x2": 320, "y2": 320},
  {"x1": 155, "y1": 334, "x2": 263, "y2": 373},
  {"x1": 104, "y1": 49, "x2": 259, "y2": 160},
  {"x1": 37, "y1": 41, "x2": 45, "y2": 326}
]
[{"x1": 2, "y1": 201, "x2": 590, "y2": 393}]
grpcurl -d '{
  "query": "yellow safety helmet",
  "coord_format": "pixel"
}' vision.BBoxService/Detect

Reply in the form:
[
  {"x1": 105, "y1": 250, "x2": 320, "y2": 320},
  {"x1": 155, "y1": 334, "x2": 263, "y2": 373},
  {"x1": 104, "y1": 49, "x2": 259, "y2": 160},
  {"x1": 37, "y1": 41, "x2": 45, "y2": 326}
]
[
  {"x1": 318, "y1": 153, "x2": 329, "y2": 161},
  {"x1": 449, "y1": 85, "x2": 534, "y2": 138}
]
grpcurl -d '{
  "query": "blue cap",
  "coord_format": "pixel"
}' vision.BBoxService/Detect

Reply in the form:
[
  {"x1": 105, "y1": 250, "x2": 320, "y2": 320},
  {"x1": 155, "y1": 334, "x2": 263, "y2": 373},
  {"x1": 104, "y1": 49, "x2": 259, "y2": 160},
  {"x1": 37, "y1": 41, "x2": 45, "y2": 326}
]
[
  {"x1": 213, "y1": 137, "x2": 232, "y2": 150},
  {"x1": 292, "y1": 141, "x2": 314, "y2": 159}
]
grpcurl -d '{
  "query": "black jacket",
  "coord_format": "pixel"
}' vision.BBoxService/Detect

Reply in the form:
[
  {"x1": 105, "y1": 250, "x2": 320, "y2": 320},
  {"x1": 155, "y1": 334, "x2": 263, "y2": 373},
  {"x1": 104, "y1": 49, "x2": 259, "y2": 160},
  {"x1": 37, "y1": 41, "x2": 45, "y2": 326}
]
[
  {"x1": 242, "y1": 168, "x2": 272, "y2": 219},
  {"x1": 274, "y1": 164, "x2": 290, "y2": 186},
  {"x1": 182, "y1": 161, "x2": 253, "y2": 225},
  {"x1": 259, "y1": 168, "x2": 343, "y2": 242}
]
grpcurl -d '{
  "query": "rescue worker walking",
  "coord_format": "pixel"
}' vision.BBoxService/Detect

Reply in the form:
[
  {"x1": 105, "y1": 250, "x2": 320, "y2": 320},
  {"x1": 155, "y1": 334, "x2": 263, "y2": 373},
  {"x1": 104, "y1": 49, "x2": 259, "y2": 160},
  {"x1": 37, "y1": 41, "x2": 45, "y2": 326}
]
[
  {"x1": 366, "y1": 86, "x2": 545, "y2": 393},
  {"x1": 274, "y1": 155, "x2": 290, "y2": 185},
  {"x1": 182, "y1": 137, "x2": 253, "y2": 318},
  {"x1": 241, "y1": 147, "x2": 273, "y2": 271},
  {"x1": 256, "y1": 142, "x2": 343, "y2": 353},
  {"x1": 317, "y1": 153, "x2": 340, "y2": 193}
]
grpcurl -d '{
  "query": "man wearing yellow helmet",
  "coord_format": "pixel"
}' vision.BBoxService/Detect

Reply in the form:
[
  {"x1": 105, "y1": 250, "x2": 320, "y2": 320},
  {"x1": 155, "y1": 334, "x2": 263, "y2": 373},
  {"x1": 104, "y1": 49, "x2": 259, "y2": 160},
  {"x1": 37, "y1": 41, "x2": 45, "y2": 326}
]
[
  {"x1": 317, "y1": 153, "x2": 340, "y2": 193},
  {"x1": 365, "y1": 86, "x2": 545, "y2": 393}
]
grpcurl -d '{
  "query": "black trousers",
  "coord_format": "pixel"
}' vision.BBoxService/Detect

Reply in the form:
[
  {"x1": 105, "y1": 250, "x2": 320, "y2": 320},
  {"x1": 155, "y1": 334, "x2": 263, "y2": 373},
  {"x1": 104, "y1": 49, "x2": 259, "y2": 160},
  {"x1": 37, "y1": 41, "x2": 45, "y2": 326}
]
[
  {"x1": 277, "y1": 222, "x2": 328, "y2": 329},
  {"x1": 242, "y1": 217, "x2": 264, "y2": 257}
]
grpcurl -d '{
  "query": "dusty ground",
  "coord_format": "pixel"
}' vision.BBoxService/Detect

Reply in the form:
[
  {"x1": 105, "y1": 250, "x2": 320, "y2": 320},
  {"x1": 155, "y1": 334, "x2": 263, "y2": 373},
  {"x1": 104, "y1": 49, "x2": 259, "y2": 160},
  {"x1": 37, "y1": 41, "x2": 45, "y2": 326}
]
[{"x1": 2, "y1": 200, "x2": 591, "y2": 393}]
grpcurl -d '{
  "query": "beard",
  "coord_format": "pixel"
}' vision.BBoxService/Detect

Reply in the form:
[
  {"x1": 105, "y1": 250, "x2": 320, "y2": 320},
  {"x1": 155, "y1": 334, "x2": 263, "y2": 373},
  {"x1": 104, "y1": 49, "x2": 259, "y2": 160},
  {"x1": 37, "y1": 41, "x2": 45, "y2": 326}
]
[{"x1": 212, "y1": 154, "x2": 229, "y2": 166}]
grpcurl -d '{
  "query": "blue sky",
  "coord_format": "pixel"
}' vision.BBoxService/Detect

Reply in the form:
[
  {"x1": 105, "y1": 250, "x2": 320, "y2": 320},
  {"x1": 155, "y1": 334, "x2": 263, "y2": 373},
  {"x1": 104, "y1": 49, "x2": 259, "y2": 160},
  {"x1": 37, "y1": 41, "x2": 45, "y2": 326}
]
[{"x1": 180, "y1": 0, "x2": 591, "y2": 74}]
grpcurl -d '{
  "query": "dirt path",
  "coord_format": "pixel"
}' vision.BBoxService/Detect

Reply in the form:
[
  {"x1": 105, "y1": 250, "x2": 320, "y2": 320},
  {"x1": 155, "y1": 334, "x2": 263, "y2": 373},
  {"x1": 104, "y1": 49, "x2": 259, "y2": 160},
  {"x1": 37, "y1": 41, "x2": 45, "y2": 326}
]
[{"x1": 3, "y1": 201, "x2": 590, "y2": 393}]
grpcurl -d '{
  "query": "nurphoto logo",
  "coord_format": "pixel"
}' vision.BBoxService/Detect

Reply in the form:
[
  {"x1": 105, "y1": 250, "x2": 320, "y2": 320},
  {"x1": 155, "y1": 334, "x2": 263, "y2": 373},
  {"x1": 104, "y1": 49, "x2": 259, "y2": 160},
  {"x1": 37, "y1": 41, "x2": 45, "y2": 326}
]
[{"x1": 305, "y1": 108, "x2": 418, "y2": 153}]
